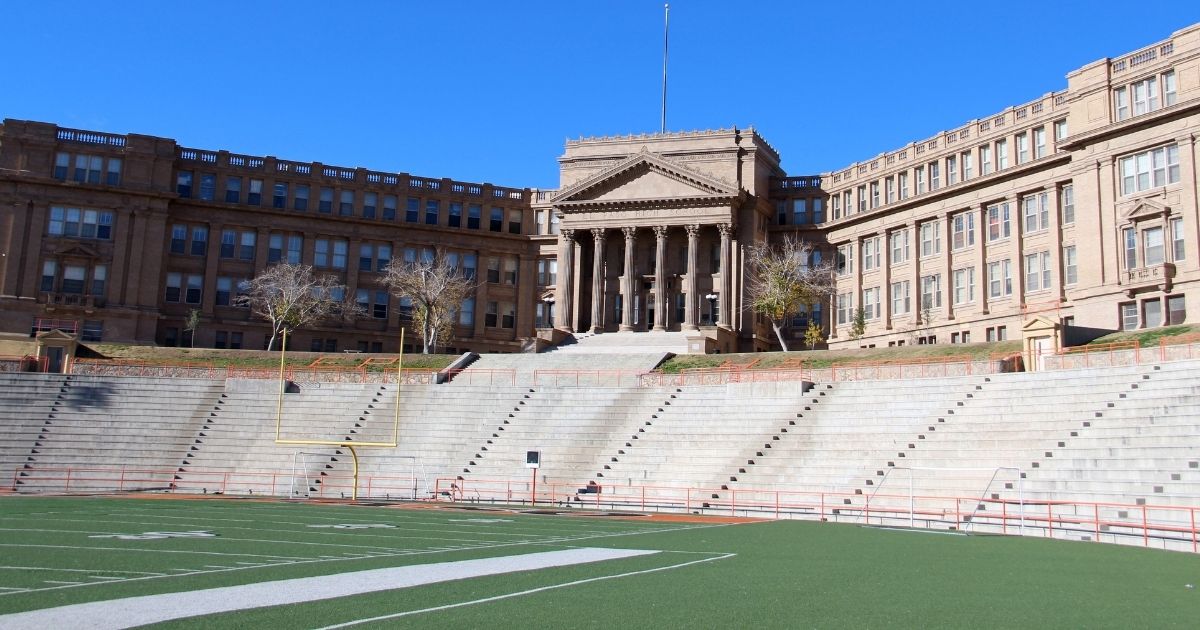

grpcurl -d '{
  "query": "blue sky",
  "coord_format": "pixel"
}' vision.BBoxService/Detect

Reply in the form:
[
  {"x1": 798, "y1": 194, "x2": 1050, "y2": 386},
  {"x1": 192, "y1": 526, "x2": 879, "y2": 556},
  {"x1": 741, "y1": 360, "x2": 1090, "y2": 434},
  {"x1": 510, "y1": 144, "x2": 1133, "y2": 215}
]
[{"x1": 3, "y1": 1, "x2": 1198, "y2": 189}]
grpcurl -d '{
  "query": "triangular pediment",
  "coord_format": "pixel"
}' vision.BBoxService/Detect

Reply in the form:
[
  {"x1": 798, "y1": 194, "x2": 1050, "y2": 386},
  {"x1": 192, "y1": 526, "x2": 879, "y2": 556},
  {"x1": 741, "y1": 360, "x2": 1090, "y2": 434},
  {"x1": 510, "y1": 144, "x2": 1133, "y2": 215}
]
[
  {"x1": 553, "y1": 150, "x2": 739, "y2": 208},
  {"x1": 1021, "y1": 315, "x2": 1059, "y2": 333},
  {"x1": 36, "y1": 329, "x2": 76, "y2": 341},
  {"x1": 53, "y1": 243, "x2": 100, "y2": 259},
  {"x1": 1121, "y1": 198, "x2": 1170, "y2": 222}
]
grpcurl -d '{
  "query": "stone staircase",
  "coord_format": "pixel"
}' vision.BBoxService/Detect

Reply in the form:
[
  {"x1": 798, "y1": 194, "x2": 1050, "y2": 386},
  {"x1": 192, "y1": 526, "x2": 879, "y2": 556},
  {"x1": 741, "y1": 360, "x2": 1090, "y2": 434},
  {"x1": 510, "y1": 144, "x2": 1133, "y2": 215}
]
[{"x1": 549, "y1": 330, "x2": 691, "y2": 355}]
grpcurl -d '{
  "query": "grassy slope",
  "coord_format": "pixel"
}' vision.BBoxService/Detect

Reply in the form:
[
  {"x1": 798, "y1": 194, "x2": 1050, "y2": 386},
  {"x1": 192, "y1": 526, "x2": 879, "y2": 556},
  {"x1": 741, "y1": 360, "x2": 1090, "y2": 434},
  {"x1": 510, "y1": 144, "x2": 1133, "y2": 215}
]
[
  {"x1": 659, "y1": 341, "x2": 1023, "y2": 373},
  {"x1": 2, "y1": 497, "x2": 1196, "y2": 629},
  {"x1": 81, "y1": 343, "x2": 457, "y2": 371}
]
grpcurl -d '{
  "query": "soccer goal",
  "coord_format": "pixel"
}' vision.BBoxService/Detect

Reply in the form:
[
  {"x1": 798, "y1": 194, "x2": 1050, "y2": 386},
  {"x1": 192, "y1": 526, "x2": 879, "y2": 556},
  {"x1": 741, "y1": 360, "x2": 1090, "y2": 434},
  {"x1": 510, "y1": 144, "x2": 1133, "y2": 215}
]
[{"x1": 864, "y1": 466, "x2": 1026, "y2": 534}]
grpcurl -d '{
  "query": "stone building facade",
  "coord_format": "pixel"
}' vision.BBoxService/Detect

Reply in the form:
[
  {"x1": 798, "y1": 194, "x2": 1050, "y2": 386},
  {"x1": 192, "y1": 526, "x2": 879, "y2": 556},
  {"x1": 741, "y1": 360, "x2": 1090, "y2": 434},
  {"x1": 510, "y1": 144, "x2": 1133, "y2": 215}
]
[{"x1": 1, "y1": 23, "x2": 1198, "y2": 353}]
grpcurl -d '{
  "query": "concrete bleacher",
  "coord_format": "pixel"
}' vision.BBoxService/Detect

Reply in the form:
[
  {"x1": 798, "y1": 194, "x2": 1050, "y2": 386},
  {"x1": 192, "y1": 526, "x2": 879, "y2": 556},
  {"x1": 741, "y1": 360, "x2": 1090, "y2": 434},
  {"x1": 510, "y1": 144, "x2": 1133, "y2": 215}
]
[{"x1": 1, "y1": 355, "x2": 1198, "y2": 549}]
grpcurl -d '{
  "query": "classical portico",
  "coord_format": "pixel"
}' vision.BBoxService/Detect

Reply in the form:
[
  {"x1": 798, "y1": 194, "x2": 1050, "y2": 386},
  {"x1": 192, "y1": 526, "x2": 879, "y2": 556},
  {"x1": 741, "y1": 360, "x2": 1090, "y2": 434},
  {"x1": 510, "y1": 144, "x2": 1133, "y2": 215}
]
[{"x1": 548, "y1": 148, "x2": 744, "y2": 341}]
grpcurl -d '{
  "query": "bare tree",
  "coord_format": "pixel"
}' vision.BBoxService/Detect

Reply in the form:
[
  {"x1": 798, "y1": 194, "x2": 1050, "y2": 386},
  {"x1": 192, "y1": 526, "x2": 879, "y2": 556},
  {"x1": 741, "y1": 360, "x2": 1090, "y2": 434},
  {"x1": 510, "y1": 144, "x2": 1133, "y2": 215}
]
[
  {"x1": 382, "y1": 251, "x2": 475, "y2": 354},
  {"x1": 745, "y1": 237, "x2": 836, "y2": 351},
  {"x1": 236, "y1": 264, "x2": 354, "y2": 351},
  {"x1": 184, "y1": 308, "x2": 201, "y2": 348}
]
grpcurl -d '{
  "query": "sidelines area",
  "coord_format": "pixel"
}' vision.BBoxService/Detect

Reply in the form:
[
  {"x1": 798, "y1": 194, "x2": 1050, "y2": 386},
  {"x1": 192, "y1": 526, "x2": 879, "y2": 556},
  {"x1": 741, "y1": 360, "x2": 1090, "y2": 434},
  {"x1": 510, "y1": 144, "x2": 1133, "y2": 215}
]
[{"x1": 1, "y1": 495, "x2": 1198, "y2": 628}]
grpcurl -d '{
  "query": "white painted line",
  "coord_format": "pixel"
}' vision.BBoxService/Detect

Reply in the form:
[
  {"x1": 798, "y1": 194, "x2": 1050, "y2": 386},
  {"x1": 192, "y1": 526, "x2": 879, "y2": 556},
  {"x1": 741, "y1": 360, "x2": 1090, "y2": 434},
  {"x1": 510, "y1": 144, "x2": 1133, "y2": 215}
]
[
  {"x1": 86, "y1": 576, "x2": 126, "y2": 582},
  {"x1": 0, "y1": 567, "x2": 163, "y2": 575},
  {"x1": 43, "y1": 581, "x2": 82, "y2": 586},
  {"x1": 0, "y1": 587, "x2": 28, "y2": 592},
  {"x1": 316, "y1": 552, "x2": 737, "y2": 629},
  {"x1": 0, "y1": 547, "x2": 658, "y2": 630}
]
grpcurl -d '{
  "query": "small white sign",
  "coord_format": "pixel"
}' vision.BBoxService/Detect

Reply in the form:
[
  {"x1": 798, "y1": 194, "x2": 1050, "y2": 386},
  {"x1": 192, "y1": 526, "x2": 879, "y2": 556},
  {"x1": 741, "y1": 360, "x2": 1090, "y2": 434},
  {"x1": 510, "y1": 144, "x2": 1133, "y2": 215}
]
[{"x1": 89, "y1": 531, "x2": 217, "y2": 541}]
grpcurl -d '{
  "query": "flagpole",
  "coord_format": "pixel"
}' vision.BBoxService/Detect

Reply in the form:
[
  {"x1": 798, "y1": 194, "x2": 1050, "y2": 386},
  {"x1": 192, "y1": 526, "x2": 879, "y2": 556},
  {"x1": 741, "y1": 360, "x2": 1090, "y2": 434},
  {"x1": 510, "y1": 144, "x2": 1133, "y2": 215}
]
[{"x1": 661, "y1": 2, "x2": 669, "y2": 134}]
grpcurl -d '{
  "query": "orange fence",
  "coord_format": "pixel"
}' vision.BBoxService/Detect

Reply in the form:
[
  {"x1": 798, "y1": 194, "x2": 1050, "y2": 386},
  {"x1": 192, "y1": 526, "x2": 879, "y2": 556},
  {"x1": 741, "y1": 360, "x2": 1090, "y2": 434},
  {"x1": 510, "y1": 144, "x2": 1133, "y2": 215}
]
[
  {"x1": 532, "y1": 369, "x2": 649, "y2": 387},
  {"x1": 435, "y1": 477, "x2": 1200, "y2": 552},
  {"x1": 0, "y1": 355, "x2": 49, "y2": 373},
  {"x1": 11, "y1": 465, "x2": 1198, "y2": 550},
  {"x1": 442, "y1": 368, "x2": 517, "y2": 386},
  {"x1": 1040, "y1": 335, "x2": 1200, "y2": 370},
  {"x1": 69, "y1": 359, "x2": 441, "y2": 384}
]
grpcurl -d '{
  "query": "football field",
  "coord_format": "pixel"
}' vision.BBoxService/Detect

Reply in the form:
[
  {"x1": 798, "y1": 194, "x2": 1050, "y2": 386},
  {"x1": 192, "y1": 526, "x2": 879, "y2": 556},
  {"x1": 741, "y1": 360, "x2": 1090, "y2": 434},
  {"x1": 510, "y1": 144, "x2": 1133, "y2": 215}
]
[{"x1": 0, "y1": 496, "x2": 1196, "y2": 628}]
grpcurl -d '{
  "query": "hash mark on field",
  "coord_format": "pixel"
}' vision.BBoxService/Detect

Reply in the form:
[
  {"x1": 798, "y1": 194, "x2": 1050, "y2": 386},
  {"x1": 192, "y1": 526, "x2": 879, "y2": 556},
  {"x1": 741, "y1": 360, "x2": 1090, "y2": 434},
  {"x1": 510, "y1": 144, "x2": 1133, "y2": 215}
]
[
  {"x1": 43, "y1": 581, "x2": 82, "y2": 586},
  {"x1": 87, "y1": 576, "x2": 127, "y2": 582}
]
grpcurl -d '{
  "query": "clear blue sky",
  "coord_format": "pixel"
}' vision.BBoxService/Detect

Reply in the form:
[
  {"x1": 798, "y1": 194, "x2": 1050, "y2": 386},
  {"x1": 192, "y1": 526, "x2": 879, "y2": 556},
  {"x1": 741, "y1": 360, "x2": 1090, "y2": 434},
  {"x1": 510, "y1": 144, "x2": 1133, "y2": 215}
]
[{"x1": 3, "y1": 1, "x2": 1198, "y2": 189}]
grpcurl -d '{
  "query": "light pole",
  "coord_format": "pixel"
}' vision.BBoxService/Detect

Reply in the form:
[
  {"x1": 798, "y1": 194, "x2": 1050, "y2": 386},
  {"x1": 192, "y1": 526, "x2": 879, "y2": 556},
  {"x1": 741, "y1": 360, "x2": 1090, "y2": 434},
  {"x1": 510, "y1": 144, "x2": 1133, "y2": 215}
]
[
  {"x1": 705, "y1": 293, "x2": 717, "y2": 326},
  {"x1": 543, "y1": 297, "x2": 555, "y2": 328}
]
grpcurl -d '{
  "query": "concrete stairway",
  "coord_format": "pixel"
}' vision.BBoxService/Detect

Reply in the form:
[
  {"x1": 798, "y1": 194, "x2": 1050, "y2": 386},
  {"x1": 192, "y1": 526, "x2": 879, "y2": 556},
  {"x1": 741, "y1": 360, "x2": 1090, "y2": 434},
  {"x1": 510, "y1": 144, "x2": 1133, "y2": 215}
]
[
  {"x1": 549, "y1": 331, "x2": 691, "y2": 355},
  {"x1": 0, "y1": 374, "x2": 71, "y2": 484},
  {"x1": 463, "y1": 351, "x2": 669, "y2": 386}
]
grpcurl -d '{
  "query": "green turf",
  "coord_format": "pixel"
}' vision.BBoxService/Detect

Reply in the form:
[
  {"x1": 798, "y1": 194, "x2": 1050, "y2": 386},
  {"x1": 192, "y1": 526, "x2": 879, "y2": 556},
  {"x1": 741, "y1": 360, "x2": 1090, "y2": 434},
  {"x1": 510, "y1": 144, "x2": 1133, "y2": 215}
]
[{"x1": 0, "y1": 496, "x2": 1197, "y2": 628}]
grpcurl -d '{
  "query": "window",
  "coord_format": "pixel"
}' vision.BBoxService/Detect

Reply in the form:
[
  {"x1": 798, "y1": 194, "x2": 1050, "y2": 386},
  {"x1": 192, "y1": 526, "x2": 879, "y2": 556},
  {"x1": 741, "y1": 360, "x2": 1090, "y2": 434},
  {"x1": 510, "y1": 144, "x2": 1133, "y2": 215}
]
[
  {"x1": 915, "y1": 167, "x2": 926, "y2": 195},
  {"x1": 273, "y1": 182, "x2": 287, "y2": 208},
  {"x1": 185, "y1": 275, "x2": 202, "y2": 304},
  {"x1": 176, "y1": 171, "x2": 193, "y2": 197},
  {"x1": 91, "y1": 264, "x2": 107, "y2": 295},
  {"x1": 961, "y1": 151, "x2": 973, "y2": 181},
  {"x1": 1115, "y1": 86, "x2": 1131, "y2": 121},
  {"x1": 898, "y1": 172, "x2": 909, "y2": 199},
  {"x1": 1120, "y1": 302, "x2": 1139, "y2": 330},
  {"x1": 890, "y1": 229, "x2": 909, "y2": 264},
  {"x1": 459, "y1": 297, "x2": 475, "y2": 326},
  {"x1": 287, "y1": 235, "x2": 302, "y2": 264},
  {"x1": 1123, "y1": 227, "x2": 1137, "y2": 269},
  {"x1": 1144, "y1": 226, "x2": 1164, "y2": 266},
  {"x1": 919, "y1": 221, "x2": 940, "y2": 257},
  {"x1": 294, "y1": 184, "x2": 309, "y2": 211},
  {"x1": 929, "y1": 162, "x2": 940, "y2": 190},
  {"x1": 996, "y1": 139, "x2": 1008, "y2": 170},
  {"x1": 319, "y1": 188, "x2": 334, "y2": 213},
  {"x1": 397, "y1": 296, "x2": 413, "y2": 320},
  {"x1": 952, "y1": 212, "x2": 975, "y2": 250},
  {"x1": 485, "y1": 301, "x2": 498, "y2": 327},
  {"x1": 921, "y1": 274, "x2": 941, "y2": 309},
  {"x1": 501, "y1": 302, "x2": 516, "y2": 329},
  {"x1": 1144, "y1": 298, "x2": 1163, "y2": 328},
  {"x1": 862, "y1": 287, "x2": 879, "y2": 320},
  {"x1": 340, "y1": 190, "x2": 355, "y2": 216},
  {"x1": 40, "y1": 261, "x2": 56, "y2": 292},
  {"x1": 857, "y1": 185, "x2": 867, "y2": 212},
  {"x1": 1022, "y1": 192, "x2": 1049, "y2": 234},
  {"x1": 195, "y1": 173, "x2": 215, "y2": 200},
  {"x1": 268, "y1": 234, "x2": 283, "y2": 264},
  {"x1": 220, "y1": 229, "x2": 236, "y2": 258},
  {"x1": 48, "y1": 207, "x2": 112, "y2": 240},
  {"x1": 953, "y1": 267, "x2": 974, "y2": 304},
  {"x1": 215, "y1": 277, "x2": 232, "y2": 306},
  {"x1": 72, "y1": 154, "x2": 103, "y2": 184},
  {"x1": 1164, "y1": 70, "x2": 1177, "y2": 107},
  {"x1": 831, "y1": 195, "x2": 841, "y2": 220},
  {"x1": 885, "y1": 177, "x2": 895, "y2": 204},
  {"x1": 1168, "y1": 295, "x2": 1186, "y2": 325},
  {"x1": 359, "y1": 244, "x2": 373, "y2": 271},
  {"x1": 449, "y1": 202, "x2": 463, "y2": 228},
  {"x1": 1033, "y1": 127, "x2": 1046, "y2": 160},
  {"x1": 891, "y1": 280, "x2": 910, "y2": 315},
  {"x1": 490, "y1": 207, "x2": 503, "y2": 232},
  {"x1": 836, "y1": 244, "x2": 853, "y2": 276},
  {"x1": 1060, "y1": 184, "x2": 1074, "y2": 225},
  {"x1": 987, "y1": 260, "x2": 1013, "y2": 298},
  {"x1": 215, "y1": 331, "x2": 228, "y2": 349},
  {"x1": 794, "y1": 199, "x2": 809, "y2": 224},
  {"x1": 503, "y1": 257, "x2": 518, "y2": 285},
  {"x1": 165, "y1": 272, "x2": 182, "y2": 302},
  {"x1": 813, "y1": 198, "x2": 824, "y2": 223},
  {"x1": 61, "y1": 265, "x2": 85, "y2": 294},
  {"x1": 1132, "y1": 76, "x2": 1159, "y2": 116},
  {"x1": 363, "y1": 192, "x2": 377, "y2": 218},
  {"x1": 1172, "y1": 218, "x2": 1185, "y2": 261},
  {"x1": 870, "y1": 183, "x2": 880, "y2": 209},
  {"x1": 315, "y1": 239, "x2": 330, "y2": 267},
  {"x1": 1054, "y1": 119, "x2": 1068, "y2": 142},
  {"x1": 190, "y1": 226, "x2": 208, "y2": 256},
  {"x1": 376, "y1": 244, "x2": 391, "y2": 271},
  {"x1": 836, "y1": 292, "x2": 853, "y2": 325},
  {"x1": 468, "y1": 204, "x2": 482, "y2": 229},
  {"x1": 426, "y1": 200, "x2": 440, "y2": 225},
  {"x1": 537, "y1": 259, "x2": 558, "y2": 285},
  {"x1": 1024, "y1": 251, "x2": 1052, "y2": 292},
  {"x1": 487, "y1": 257, "x2": 501, "y2": 283},
  {"x1": 239, "y1": 231, "x2": 256, "y2": 261},
  {"x1": 508, "y1": 209, "x2": 523, "y2": 234},
  {"x1": 1016, "y1": 132, "x2": 1029, "y2": 164},
  {"x1": 987, "y1": 202, "x2": 1011, "y2": 241},
  {"x1": 383, "y1": 195, "x2": 397, "y2": 221},
  {"x1": 333, "y1": 240, "x2": 348, "y2": 270},
  {"x1": 247, "y1": 179, "x2": 263, "y2": 205},
  {"x1": 225, "y1": 176, "x2": 242, "y2": 203},
  {"x1": 463, "y1": 253, "x2": 477, "y2": 281},
  {"x1": 862, "y1": 236, "x2": 881, "y2": 272},
  {"x1": 980, "y1": 145, "x2": 992, "y2": 175},
  {"x1": 53, "y1": 153, "x2": 69, "y2": 179},
  {"x1": 946, "y1": 156, "x2": 957, "y2": 186},
  {"x1": 356, "y1": 289, "x2": 370, "y2": 313},
  {"x1": 170, "y1": 224, "x2": 187, "y2": 254},
  {"x1": 842, "y1": 190, "x2": 853, "y2": 216},
  {"x1": 1119, "y1": 145, "x2": 1180, "y2": 195},
  {"x1": 106, "y1": 157, "x2": 122, "y2": 184},
  {"x1": 1064, "y1": 246, "x2": 1077, "y2": 285},
  {"x1": 373, "y1": 291, "x2": 388, "y2": 319}
]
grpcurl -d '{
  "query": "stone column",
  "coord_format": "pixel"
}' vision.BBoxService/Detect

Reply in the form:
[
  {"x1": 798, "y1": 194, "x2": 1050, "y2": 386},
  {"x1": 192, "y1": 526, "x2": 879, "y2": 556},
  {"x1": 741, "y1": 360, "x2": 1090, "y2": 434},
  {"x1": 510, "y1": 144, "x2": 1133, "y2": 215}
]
[
  {"x1": 556, "y1": 229, "x2": 575, "y2": 332},
  {"x1": 718, "y1": 223, "x2": 733, "y2": 328},
  {"x1": 620, "y1": 227, "x2": 637, "y2": 331},
  {"x1": 590, "y1": 228, "x2": 606, "y2": 333},
  {"x1": 653, "y1": 226, "x2": 668, "y2": 331},
  {"x1": 683, "y1": 224, "x2": 700, "y2": 330}
]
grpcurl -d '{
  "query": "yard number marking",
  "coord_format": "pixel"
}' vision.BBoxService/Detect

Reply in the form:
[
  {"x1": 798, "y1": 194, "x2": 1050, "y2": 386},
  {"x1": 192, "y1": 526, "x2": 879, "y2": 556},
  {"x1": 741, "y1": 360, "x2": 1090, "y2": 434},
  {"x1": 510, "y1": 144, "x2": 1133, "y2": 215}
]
[{"x1": 89, "y1": 531, "x2": 218, "y2": 541}]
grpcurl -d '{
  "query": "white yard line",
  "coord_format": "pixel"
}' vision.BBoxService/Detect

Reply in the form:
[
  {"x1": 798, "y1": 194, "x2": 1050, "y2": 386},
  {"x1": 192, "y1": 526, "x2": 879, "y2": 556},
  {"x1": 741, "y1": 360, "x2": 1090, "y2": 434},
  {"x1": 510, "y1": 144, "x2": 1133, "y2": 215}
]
[
  {"x1": 0, "y1": 567, "x2": 164, "y2": 575},
  {"x1": 0, "y1": 548, "x2": 659, "y2": 630},
  {"x1": 315, "y1": 552, "x2": 738, "y2": 629}
]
